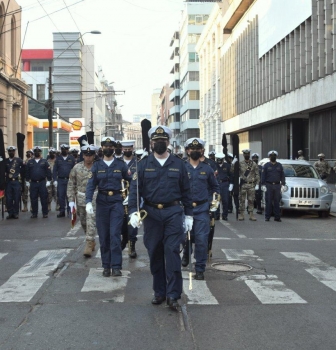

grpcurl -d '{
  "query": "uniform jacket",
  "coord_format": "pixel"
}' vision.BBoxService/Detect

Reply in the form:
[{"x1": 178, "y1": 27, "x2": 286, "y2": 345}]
[
  {"x1": 26, "y1": 158, "x2": 52, "y2": 182},
  {"x1": 53, "y1": 155, "x2": 76, "y2": 180},
  {"x1": 239, "y1": 160, "x2": 260, "y2": 184},
  {"x1": 5, "y1": 157, "x2": 23, "y2": 182},
  {"x1": 261, "y1": 161, "x2": 286, "y2": 184},
  {"x1": 314, "y1": 160, "x2": 331, "y2": 177}
]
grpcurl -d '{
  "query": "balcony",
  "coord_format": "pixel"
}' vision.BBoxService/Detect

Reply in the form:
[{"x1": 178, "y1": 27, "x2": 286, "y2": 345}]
[
  {"x1": 169, "y1": 105, "x2": 180, "y2": 115},
  {"x1": 169, "y1": 89, "x2": 180, "y2": 102}
]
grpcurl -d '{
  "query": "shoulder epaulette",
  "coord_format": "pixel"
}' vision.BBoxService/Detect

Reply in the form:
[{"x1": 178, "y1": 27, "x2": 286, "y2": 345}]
[{"x1": 138, "y1": 154, "x2": 148, "y2": 162}]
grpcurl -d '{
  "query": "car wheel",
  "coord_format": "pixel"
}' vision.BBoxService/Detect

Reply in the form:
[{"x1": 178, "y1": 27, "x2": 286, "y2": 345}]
[{"x1": 318, "y1": 210, "x2": 330, "y2": 218}]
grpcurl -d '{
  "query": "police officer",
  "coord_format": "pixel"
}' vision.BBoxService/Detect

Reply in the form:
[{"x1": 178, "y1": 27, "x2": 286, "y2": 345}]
[
  {"x1": 314, "y1": 153, "x2": 331, "y2": 180},
  {"x1": 261, "y1": 150, "x2": 286, "y2": 222},
  {"x1": 22, "y1": 149, "x2": 33, "y2": 212},
  {"x1": 120, "y1": 140, "x2": 138, "y2": 257},
  {"x1": 53, "y1": 144, "x2": 76, "y2": 217},
  {"x1": 215, "y1": 152, "x2": 233, "y2": 221},
  {"x1": 208, "y1": 150, "x2": 216, "y2": 162},
  {"x1": 252, "y1": 153, "x2": 263, "y2": 214},
  {"x1": 5, "y1": 146, "x2": 23, "y2": 219},
  {"x1": 128, "y1": 126, "x2": 193, "y2": 311},
  {"x1": 181, "y1": 138, "x2": 219, "y2": 280},
  {"x1": 25, "y1": 146, "x2": 52, "y2": 218},
  {"x1": 47, "y1": 148, "x2": 57, "y2": 212},
  {"x1": 86, "y1": 137, "x2": 131, "y2": 277},
  {"x1": 227, "y1": 152, "x2": 234, "y2": 213}
]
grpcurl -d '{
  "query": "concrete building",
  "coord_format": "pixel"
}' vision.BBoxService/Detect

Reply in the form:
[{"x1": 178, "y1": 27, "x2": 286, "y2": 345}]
[
  {"x1": 0, "y1": 0, "x2": 29, "y2": 148},
  {"x1": 151, "y1": 88, "x2": 161, "y2": 127},
  {"x1": 159, "y1": 84, "x2": 173, "y2": 126},
  {"x1": 123, "y1": 121, "x2": 142, "y2": 150}
]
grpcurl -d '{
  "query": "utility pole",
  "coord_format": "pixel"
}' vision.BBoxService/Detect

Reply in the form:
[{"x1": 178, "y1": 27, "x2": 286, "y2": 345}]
[
  {"x1": 90, "y1": 107, "x2": 93, "y2": 130},
  {"x1": 48, "y1": 67, "x2": 53, "y2": 148}
]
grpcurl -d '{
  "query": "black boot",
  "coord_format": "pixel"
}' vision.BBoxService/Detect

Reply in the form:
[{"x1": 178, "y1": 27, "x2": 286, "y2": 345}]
[
  {"x1": 112, "y1": 269, "x2": 122, "y2": 277},
  {"x1": 57, "y1": 212, "x2": 65, "y2": 218},
  {"x1": 129, "y1": 241, "x2": 137, "y2": 258},
  {"x1": 195, "y1": 271, "x2": 204, "y2": 280},
  {"x1": 167, "y1": 297, "x2": 179, "y2": 311},
  {"x1": 6, "y1": 214, "x2": 14, "y2": 219},
  {"x1": 181, "y1": 254, "x2": 189, "y2": 267},
  {"x1": 102, "y1": 268, "x2": 111, "y2": 277}
]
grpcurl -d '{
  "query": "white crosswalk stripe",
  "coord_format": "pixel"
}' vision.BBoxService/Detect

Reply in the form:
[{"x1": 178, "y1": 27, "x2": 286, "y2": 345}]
[
  {"x1": 222, "y1": 249, "x2": 264, "y2": 261},
  {"x1": 0, "y1": 253, "x2": 8, "y2": 261},
  {"x1": 281, "y1": 252, "x2": 336, "y2": 292},
  {"x1": 0, "y1": 249, "x2": 71, "y2": 302}
]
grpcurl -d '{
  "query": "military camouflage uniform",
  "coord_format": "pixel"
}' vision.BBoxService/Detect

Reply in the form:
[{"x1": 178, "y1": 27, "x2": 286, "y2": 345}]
[
  {"x1": 67, "y1": 162, "x2": 97, "y2": 241},
  {"x1": 47, "y1": 158, "x2": 57, "y2": 205},
  {"x1": 314, "y1": 160, "x2": 331, "y2": 179},
  {"x1": 297, "y1": 156, "x2": 305, "y2": 160},
  {"x1": 239, "y1": 159, "x2": 260, "y2": 213}
]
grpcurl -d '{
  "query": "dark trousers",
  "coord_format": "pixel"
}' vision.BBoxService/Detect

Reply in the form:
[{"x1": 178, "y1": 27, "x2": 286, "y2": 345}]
[
  {"x1": 30, "y1": 181, "x2": 48, "y2": 215},
  {"x1": 96, "y1": 194, "x2": 124, "y2": 269},
  {"x1": 5, "y1": 181, "x2": 21, "y2": 215},
  {"x1": 57, "y1": 178, "x2": 69, "y2": 213},
  {"x1": 255, "y1": 188, "x2": 262, "y2": 210},
  {"x1": 265, "y1": 183, "x2": 281, "y2": 219},
  {"x1": 143, "y1": 205, "x2": 184, "y2": 299},
  {"x1": 219, "y1": 182, "x2": 229, "y2": 217},
  {"x1": 228, "y1": 192, "x2": 233, "y2": 211}
]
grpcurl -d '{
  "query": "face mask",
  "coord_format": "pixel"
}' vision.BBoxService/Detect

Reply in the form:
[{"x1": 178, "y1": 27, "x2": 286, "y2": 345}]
[
  {"x1": 124, "y1": 151, "x2": 133, "y2": 157},
  {"x1": 115, "y1": 148, "x2": 122, "y2": 155},
  {"x1": 320, "y1": 158, "x2": 324, "y2": 161},
  {"x1": 34, "y1": 151, "x2": 40, "y2": 157},
  {"x1": 190, "y1": 151, "x2": 201, "y2": 161},
  {"x1": 49, "y1": 153, "x2": 55, "y2": 159},
  {"x1": 153, "y1": 141, "x2": 167, "y2": 155},
  {"x1": 253, "y1": 159, "x2": 258, "y2": 164},
  {"x1": 244, "y1": 155, "x2": 250, "y2": 160},
  {"x1": 26, "y1": 153, "x2": 31, "y2": 158},
  {"x1": 216, "y1": 159, "x2": 223, "y2": 164},
  {"x1": 270, "y1": 156, "x2": 276, "y2": 162},
  {"x1": 103, "y1": 148, "x2": 114, "y2": 157},
  {"x1": 8, "y1": 152, "x2": 14, "y2": 158},
  {"x1": 61, "y1": 150, "x2": 67, "y2": 156}
]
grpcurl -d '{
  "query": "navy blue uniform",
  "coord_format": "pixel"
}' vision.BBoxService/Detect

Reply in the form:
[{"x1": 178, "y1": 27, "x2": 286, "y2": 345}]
[
  {"x1": 128, "y1": 153, "x2": 192, "y2": 300},
  {"x1": 26, "y1": 158, "x2": 52, "y2": 216},
  {"x1": 255, "y1": 164, "x2": 262, "y2": 212},
  {"x1": 185, "y1": 161, "x2": 219, "y2": 272},
  {"x1": 53, "y1": 155, "x2": 76, "y2": 214},
  {"x1": 261, "y1": 162, "x2": 286, "y2": 220},
  {"x1": 86, "y1": 158, "x2": 131, "y2": 270},
  {"x1": 216, "y1": 162, "x2": 233, "y2": 218},
  {"x1": 5, "y1": 157, "x2": 23, "y2": 216}
]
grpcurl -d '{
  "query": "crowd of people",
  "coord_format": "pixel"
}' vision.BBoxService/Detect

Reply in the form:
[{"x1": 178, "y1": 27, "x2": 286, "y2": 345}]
[{"x1": 2, "y1": 126, "x2": 333, "y2": 311}]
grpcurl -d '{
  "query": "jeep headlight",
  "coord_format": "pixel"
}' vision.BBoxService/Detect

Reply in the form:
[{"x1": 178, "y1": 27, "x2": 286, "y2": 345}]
[{"x1": 320, "y1": 185, "x2": 328, "y2": 194}]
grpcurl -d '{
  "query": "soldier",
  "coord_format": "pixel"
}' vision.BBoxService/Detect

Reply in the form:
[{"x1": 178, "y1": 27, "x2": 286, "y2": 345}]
[
  {"x1": 128, "y1": 126, "x2": 193, "y2": 311},
  {"x1": 70, "y1": 148, "x2": 80, "y2": 163},
  {"x1": 25, "y1": 146, "x2": 52, "y2": 218},
  {"x1": 215, "y1": 152, "x2": 233, "y2": 221},
  {"x1": 238, "y1": 149, "x2": 260, "y2": 221},
  {"x1": 252, "y1": 153, "x2": 263, "y2": 214},
  {"x1": 22, "y1": 149, "x2": 33, "y2": 212},
  {"x1": 200, "y1": 148, "x2": 217, "y2": 173},
  {"x1": 114, "y1": 141, "x2": 123, "y2": 159},
  {"x1": 314, "y1": 153, "x2": 331, "y2": 180},
  {"x1": 297, "y1": 150, "x2": 305, "y2": 160},
  {"x1": 120, "y1": 140, "x2": 138, "y2": 258},
  {"x1": 67, "y1": 144, "x2": 97, "y2": 257},
  {"x1": 86, "y1": 137, "x2": 131, "y2": 277},
  {"x1": 53, "y1": 144, "x2": 76, "y2": 218},
  {"x1": 261, "y1": 150, "x2": 286, "y2": 222},
  {"x1": 208, "y1": 150, "x2": 216, "y2": 162},
  {"x1": 181, "y1": 138, "x2": 219, "y2": 280},
  {"x1": 47, "y1": 148, "x2": 57, "y2": 212},
  {"x1": 227, "y1": 152, "x2": 234, "y2": 213},
  {"x1": 5, "y1": 146, "x2": 23, "y2": 219}
]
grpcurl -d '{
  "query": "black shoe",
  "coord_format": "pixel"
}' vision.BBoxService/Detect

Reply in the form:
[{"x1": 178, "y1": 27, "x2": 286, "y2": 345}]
[
  {"x1": 195, "y1": 271, "x2": 204, "y2": 280},
  {"x1": 43, "y1": 215, "x2": 48, "y2": 218},
  {"x1": 13, "y1": 214, "x2": 19, "y2": 219},
  {"x1": 129, "y1": 241, "x2": 137, "y2": 258},
  {"x1": 151, "y1": 296, "x2": 166, "y2": 305},
  {"x1": 112, "y1": 269, "x2": 122, "y2": 277},
  {"x1": 215, "y1": 217, "x2": 220, "y2": 221},
  {"x1": 222, "y1": 216, "x2": 228, "y2": 221},
  {"x1": 102, "y1": 268, "x2": 111, "y2": 277},
  {"x1": 257, "y1": 210, "x2": 262, "y2": 214},
  {"x1": 6, "y1": 214, "x2": 13, "y2": 219},
  {"x1": 181, "y1": 254, "x2": 189, "y2": 267},
  {"x1": 167, "y1": 297, "x2": 179, "y2": 311},
  {"x1": 57, "y1": 212, "x2": 65, "y2": 218},
  {"x1": 228, "y1": 210, "x2": 233, "y2": 214},
  {"x1": 274, "y1": 218, "x2": 282, "y2": 222},
  {"x1": 30, "y1": 214, "x2": 38, "y2": 219},
  {"x1": 265, "y1": 218, "x2": 270, "y2": 221}
]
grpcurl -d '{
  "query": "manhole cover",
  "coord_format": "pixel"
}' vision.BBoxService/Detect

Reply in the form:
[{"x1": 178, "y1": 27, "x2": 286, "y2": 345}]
[{"x1": 211, "y1": 262, "x2": 252, "y2": 272}]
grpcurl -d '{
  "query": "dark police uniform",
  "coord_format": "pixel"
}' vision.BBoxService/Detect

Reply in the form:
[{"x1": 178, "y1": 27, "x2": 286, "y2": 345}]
[
  {"x1": 5, "y1": 156, "x2": 23, "y2": 218},
  {"x1": 128, "y1": 152, "x2": 192, "y2": 301},
  {"x1": 86, "y1": 158, "x2": 131, "y2": 270},
  {"x1": 26, "y1": 157, "x2": 52, "y2": 217},
  {"x1": 184, "y1": 161, "x2": 219, "y2": 273},
  {"x1": 255, "y1": 163, "x2": 263, "y2": 213},
  {"x1": 216, "y1": 161, "x2": 233, "y2": 219},
  {"x1": 261, "y1": 161, "x2": 286, "y2": 221},
  {"x1": 53, "y1": 154, "x2": 76, "y2": 215}
]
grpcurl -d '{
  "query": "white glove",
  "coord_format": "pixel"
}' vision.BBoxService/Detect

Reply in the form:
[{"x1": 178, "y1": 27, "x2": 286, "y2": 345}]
[
  {"x1": 255, "y1": 184, "x2": 259, "y2": 190},
  {"x1": 129, "y1": 212, "x2": 142, "y2": 228},
  {"x1": 86, "y1": 202, "x2": 94, "y2": 214},
  {"x1": 69, "y1": 201, "x2": 76, "y2": 211},
  {"x1": 232, "y1": 156, "x2": 238, "y2": 165},
  {"x1": 26, "y1": 181, "x2": 30, "y2": 188},
  {"x1": 0, "y1": 156, "x2": 3, "y2": 161},
  {"x1": 184, "y1": 215, "x2": 193, "y2": 232},
  {"x1": 210, "y1": 205, "x2": 218, "y2": 212},
  {"x1": 261, "y1": 185, "x2": 267, "y2": 192},
  {"x1": 281, "y1": 185, "x2": 288, "y2": 193},
  {"x1": 53, "y1": 181, "x2": 58, "y2": 187},
  {"x1": 229, "y1": 184, "x2": 233, "y2": 191},
  {"x1": 46, "y1": 181, "x2": 51, "y2": 187},
  {"x1": 123, "y1": 196, "x2": 128, "y2": 206}
]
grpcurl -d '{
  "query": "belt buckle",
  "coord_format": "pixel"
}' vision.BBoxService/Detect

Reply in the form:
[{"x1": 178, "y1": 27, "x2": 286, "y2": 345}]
[
  {"x1": 108, "y1": 191, "x2": 113, "y2": 196},
  {"x1": 157, "y1": 204, "x2": 164, "y2": 209},
  {"x1": 192, "y1": 202, "x2": 197, "y2": 207}
]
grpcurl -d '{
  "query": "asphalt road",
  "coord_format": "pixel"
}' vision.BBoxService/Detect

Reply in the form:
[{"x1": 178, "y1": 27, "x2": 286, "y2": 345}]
[{"x1": 0, "y1": 204, "x2": 336, "y2": 350}]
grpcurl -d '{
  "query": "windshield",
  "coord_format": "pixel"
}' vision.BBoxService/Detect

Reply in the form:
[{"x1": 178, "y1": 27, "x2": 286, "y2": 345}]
[{"x1": 283, "y1": 164, "x2": 319, "y2": 179}]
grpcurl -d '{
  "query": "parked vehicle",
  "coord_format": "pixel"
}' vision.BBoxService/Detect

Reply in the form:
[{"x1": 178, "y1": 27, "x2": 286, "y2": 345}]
[{"x1": 259, "y1": 159, "x2": 333, "y2": 217}]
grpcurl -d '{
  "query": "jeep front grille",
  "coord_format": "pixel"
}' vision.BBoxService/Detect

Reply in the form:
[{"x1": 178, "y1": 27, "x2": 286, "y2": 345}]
[{"x1": 290, "y1": 187, "x2": 319, "y2": 199}]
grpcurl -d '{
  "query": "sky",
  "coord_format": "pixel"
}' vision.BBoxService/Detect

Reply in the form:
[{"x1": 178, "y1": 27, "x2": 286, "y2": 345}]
[{"x1": 18, "y1": 0, "x2": 185, "y2": 122}]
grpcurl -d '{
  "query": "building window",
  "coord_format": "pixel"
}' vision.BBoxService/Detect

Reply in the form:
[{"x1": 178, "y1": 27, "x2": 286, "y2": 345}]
[
  {"x1": 36, "y1": 84, "x2": 45, "y2": 101},
  {"x1": 27, "y1": 84, "x2": 33, "y2": 97},
  {"x1": 189, "y1": 90, "x2": 200, "y2": 100},
  {"x1": 189, "y1": 53, "x2": 199, "y2": 63}
]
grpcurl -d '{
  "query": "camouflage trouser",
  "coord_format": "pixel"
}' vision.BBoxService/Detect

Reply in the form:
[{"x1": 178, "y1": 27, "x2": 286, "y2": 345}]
[
  {"x1": 22, "y1": 183, "x2": 29, "y2": 205},
  {"x1": 239, "y1": 183, "x2": 255, "y2": 213},
  {"x1": 77, "y1": 205, "x2": 96, "y2": 241},
  {"x1": 48, "y1": 183, "x2": 57, "y2": 203}
]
